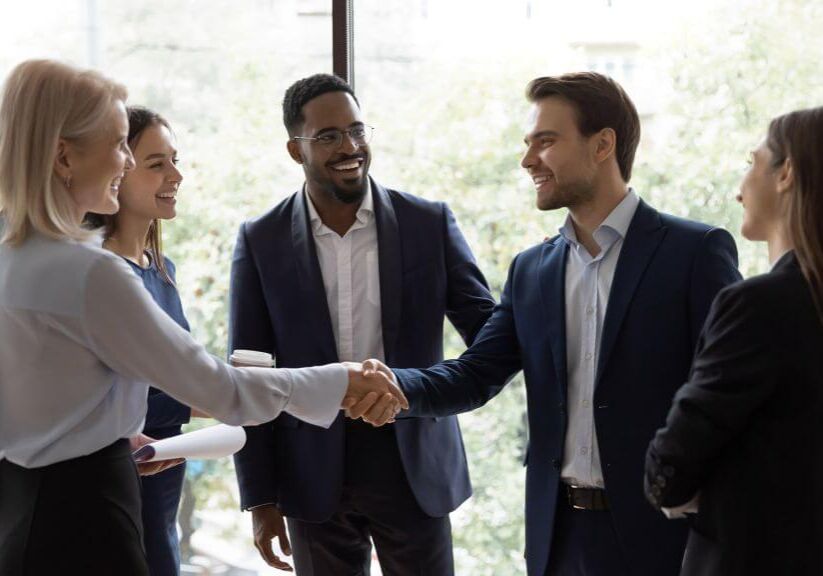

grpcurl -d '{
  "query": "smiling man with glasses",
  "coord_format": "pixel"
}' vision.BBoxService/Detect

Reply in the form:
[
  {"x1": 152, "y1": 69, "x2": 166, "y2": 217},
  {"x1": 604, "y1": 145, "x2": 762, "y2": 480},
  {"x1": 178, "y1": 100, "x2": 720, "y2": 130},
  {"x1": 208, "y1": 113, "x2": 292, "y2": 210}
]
[{"x1": 229, "y1": 73, "x2": 495, "y2": 575}]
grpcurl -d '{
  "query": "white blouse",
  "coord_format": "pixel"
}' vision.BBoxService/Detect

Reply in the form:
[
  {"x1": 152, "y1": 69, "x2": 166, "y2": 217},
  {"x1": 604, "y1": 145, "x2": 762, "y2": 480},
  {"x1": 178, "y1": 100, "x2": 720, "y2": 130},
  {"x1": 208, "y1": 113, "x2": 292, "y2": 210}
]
[{"x1": 0, "y1": 231, "x2": 347, "y2": 468}]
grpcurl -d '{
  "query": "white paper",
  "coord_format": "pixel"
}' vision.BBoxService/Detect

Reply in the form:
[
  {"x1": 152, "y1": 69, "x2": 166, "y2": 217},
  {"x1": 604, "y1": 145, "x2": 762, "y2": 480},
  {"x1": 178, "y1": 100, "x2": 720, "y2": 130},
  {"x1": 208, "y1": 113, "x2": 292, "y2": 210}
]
[{"x1": 133, "y1": 424, "x2": 246, "y2": 463}]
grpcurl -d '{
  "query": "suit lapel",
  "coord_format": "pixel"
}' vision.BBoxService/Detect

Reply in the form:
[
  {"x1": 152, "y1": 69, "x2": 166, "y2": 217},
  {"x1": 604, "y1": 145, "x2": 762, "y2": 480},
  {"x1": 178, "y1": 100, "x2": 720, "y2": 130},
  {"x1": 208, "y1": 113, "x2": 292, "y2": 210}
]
[
  {"x1": 539, "y1": 237, "x2": 569, "y2": 399},
  {"x1": 372, "y1": 180, "x2": 402, "y2": 365},
  {"x1": 595, "y1": 199, "x2": 666, "y2": 385},
  {"x1": 291, "y1": 189, "x2": 339, "y2": 362}
]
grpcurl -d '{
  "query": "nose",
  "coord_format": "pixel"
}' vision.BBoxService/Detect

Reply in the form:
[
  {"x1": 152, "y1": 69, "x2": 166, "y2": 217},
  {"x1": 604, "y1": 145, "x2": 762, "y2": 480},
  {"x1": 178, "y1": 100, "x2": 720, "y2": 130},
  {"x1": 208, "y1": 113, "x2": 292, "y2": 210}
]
[
  {"x1": 520, "y1": 145, "x2": 536, "y2": 171},
  {"x1": 124, "y1": 147, "x2": 136, "y2": 172},
  {"x1": 339, "y1": 132, "x2": 360, "y2": 154},
  {"x1": 169, "y1": 163, "x2": 183, "y2": 184}
]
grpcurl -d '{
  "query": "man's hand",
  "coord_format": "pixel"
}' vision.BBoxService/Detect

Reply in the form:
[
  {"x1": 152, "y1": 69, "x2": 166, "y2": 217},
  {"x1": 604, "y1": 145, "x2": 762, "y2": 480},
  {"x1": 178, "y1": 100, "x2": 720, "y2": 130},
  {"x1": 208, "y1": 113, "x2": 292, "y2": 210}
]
[
  {"x1": 129, "y1": 434, "x2": 185, "y2": 476},
  {"x1": 342, "y1": 359, "x2": 407, "y2": 426},
  {"x1": 251, "y1": 504, "x2": 292, "y2": 571}
]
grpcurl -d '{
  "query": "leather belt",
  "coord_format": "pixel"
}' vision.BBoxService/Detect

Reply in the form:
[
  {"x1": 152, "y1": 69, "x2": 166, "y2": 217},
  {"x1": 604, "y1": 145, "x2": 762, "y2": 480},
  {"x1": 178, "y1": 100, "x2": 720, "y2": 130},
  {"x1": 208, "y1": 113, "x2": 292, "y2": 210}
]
[{"x1": 565, "y1": 484, "x2": 610, "y2": 511}]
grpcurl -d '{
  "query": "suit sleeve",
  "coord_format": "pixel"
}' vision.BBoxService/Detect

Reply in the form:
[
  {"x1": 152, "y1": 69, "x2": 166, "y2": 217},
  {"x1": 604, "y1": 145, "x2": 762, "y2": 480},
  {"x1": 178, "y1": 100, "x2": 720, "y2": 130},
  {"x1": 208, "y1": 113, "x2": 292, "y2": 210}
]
[
  {"x1": 688, "y1": 227, "x2": 742, "y2": 346},
  {"x1": 440, "y1": 203, "x2": 496, "y2": 346},
  {"x1": 645, "y1": 286, "x2": 778, "y2": 509},
  {"x1": 229, "y1": 223, "x2": 280, "y2": 510},
  {"x1": 395, "y1": 256, "x2": 523, "y2": 417},
  {"x1": 144, "y1": 391, "x2": 192, "y2": 430}
]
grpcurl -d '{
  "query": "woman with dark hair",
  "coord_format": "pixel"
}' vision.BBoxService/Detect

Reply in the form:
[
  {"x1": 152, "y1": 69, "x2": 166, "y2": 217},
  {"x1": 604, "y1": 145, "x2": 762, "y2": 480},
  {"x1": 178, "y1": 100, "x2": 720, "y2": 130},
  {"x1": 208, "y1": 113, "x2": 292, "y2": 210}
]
[
  {"x1": 645, "y1": 106, "x2": 823, "y2": 575},
  {"x1": 91, "y1": 106, "x2": 201, "y2": 576}
]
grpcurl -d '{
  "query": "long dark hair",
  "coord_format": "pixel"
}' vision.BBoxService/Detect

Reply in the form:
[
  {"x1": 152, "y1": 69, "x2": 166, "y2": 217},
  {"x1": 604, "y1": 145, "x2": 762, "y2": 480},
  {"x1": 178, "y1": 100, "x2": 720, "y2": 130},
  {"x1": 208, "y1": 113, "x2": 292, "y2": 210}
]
[
  {"x1": 766, "y1": 106, "x2": 823, "y2": 321},
  {"x1": 87, "y1": 106, "x2": 174, "y2": 284}
]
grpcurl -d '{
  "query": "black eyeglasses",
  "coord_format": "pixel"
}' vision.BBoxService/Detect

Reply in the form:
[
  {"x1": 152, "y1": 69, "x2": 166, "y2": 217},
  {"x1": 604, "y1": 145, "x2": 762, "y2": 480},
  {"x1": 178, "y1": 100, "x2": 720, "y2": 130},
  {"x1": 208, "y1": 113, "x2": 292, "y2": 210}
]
[{"x1": 292, "y1": 125, "x2": 374, "y2": 149}]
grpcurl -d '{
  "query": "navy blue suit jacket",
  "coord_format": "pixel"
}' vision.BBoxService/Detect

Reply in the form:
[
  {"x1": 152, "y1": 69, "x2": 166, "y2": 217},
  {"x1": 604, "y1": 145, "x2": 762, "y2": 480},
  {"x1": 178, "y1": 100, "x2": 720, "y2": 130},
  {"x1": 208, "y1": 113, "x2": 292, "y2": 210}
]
[
  {"x1": 395, "y1": 200, "x2": 742, "y2": 576},
  {"x1": 230, "y1": 179, "x2": 495, "y2": 521}
]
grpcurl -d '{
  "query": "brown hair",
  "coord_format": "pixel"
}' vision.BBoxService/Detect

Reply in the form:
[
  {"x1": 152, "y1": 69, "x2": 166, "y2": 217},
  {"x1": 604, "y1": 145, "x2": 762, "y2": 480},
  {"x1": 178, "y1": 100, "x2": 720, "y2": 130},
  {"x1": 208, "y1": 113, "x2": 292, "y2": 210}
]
[
  {"x1": 526, "y1": 72, "x2": 641, "y2": 183},
  {"x1": 87, "y1": 106, "x2": 174, "y2": 284},
  {"x1": 766, "y1": 106, "x2": 823, "y2": 321}
]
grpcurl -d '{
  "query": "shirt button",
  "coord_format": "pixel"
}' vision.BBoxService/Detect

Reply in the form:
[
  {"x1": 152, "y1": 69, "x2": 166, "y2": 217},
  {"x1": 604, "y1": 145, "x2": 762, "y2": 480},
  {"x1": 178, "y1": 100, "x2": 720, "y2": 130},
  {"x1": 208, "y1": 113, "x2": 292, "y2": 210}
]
[
  {"x1": 582, "y1": 399, "x2": 590, "y2": 407},
  {"x1": 585, "y1": 352, "x2": 593, "y2": 360},
  {"x1": 580, "y1": 447, "x2": 588, "y2": 455},
  {"x1": 586, "y1": 306, "x2": 594, "y2": 315}
]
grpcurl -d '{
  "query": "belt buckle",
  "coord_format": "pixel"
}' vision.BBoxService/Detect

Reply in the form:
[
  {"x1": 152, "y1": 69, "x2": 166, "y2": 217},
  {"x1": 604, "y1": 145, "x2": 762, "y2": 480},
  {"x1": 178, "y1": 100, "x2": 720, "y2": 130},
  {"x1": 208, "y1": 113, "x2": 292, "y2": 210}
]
[{"x1": 567, "y1": 484, "x2": 587, "y2": 510}]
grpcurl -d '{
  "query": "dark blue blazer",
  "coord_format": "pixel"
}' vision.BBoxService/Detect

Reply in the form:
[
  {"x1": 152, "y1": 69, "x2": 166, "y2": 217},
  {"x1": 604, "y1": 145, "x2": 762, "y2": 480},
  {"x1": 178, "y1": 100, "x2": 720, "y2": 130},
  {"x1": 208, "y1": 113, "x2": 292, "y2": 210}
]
[
  {"x1": 230, "y1": 179, "x2": 495, "y2": 521},
  {"x1": 395, "y1": 200, "x2": 742, "y2": 576}
]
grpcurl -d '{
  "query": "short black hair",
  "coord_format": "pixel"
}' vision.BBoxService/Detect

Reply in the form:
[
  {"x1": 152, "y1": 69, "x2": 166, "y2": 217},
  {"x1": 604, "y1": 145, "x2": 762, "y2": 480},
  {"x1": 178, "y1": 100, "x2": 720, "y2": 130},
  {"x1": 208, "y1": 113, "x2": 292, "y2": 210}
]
[{"x1": 282, "y1": 73, "x2": 359, "y2": 136}]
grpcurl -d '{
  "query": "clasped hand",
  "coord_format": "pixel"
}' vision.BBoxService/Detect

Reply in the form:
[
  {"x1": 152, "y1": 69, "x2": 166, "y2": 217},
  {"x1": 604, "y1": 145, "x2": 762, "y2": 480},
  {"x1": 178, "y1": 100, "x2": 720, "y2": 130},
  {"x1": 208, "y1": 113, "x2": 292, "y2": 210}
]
[{"x1": 342, "y1": 359, "x2": 407, "y2": 426}]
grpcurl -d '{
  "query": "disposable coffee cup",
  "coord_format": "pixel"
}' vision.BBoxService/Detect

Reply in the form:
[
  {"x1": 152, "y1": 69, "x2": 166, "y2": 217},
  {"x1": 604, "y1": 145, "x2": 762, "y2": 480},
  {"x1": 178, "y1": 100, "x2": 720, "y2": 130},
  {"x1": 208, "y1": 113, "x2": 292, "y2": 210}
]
[{"x1": 230, "y1": 349, "x2": 274, "y2": 368}]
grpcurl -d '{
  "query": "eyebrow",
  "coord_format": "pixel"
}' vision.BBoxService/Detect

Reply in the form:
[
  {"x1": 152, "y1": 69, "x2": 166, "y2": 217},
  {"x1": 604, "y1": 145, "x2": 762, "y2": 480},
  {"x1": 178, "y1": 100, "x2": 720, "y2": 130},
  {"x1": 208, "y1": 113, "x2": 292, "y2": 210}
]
[
  {"x1": 313, "y1": 121, "x2": 365, "y2": 137},
  {"x1": 143, "y1": 152, "x2": 177, "y2": 161},
  {"x1": 524, "y1": 130, "x2": 560, "y2": 145}
]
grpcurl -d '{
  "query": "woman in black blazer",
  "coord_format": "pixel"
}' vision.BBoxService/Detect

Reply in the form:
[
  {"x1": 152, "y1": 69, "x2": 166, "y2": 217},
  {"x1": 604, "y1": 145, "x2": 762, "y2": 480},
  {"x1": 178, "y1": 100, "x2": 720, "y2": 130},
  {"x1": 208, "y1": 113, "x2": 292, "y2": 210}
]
[{"x1": 645, "y1": 106, "x2": 823, "y2": 576}]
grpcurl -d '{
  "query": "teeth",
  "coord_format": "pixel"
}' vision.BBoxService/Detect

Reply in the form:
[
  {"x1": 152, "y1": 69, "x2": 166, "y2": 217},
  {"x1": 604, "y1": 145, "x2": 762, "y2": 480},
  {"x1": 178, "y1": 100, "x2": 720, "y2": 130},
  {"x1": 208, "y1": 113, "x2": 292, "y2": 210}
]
[
  {"x1": 157, "y1": 193, "x2": 176, "y2": 199},
  {"x1": 331, "y1": 160, "x2": 360, "y2": 170}
]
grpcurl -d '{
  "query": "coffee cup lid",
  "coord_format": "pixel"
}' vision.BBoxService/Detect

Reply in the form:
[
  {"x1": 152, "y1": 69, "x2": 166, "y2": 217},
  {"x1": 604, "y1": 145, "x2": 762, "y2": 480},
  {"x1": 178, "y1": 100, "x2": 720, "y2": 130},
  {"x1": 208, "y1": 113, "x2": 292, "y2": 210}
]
[{"x1": 230, "y1": 349, "x2": 274, "y2": 367}]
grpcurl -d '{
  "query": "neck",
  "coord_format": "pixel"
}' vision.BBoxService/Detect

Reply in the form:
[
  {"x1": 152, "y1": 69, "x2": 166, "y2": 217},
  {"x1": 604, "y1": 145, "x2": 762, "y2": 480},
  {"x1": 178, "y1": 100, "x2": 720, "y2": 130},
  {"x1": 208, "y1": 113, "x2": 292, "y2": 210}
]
[
  {"x1": 568, "y1": 180, "x2": 629, "y2": 257},
  {"x1": 105, "y1": 213, "x2": 153, "y2": 267},
  {"x1": 767, "y1": 224, "x2": 794, "y2": 266},
  {"x1": 306, "y1": 183, "x2": 360, "y2": 237}
]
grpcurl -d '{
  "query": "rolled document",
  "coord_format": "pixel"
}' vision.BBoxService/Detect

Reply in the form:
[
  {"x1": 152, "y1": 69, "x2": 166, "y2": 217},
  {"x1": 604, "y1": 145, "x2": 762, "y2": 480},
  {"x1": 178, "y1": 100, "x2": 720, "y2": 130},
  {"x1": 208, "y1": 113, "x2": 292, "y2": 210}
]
[{"x1": 133, "y1": 424, "x2": 246, "y2": 463}]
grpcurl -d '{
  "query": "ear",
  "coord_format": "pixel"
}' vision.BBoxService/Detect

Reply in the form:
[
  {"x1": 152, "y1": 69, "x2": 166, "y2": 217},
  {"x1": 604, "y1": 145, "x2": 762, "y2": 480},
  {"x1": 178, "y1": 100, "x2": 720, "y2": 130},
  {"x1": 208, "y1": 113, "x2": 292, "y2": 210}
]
[
  {"x1": 776, "y1": 158, "x2": 794, "y2": 195},
  {"x1": 53, "y1": 138, "x2": 73, "y2": 180},
  {"x1": 286, "y1": 140, "x2": 304, "y2": 165},
  {"x1": 592, "y1": 128, "x2": 616, "y2": 164}
]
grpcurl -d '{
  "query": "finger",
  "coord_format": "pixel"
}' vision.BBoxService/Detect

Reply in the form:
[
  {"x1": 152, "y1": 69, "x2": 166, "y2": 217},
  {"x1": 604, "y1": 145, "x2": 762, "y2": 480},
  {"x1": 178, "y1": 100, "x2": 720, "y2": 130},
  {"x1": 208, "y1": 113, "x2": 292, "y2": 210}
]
[
  {"x1": 255, "y1": 536, "x2": 292, "y2": 571},
  {"x1": 277, "y1": 524, "x2": 292, "y2": 556},
  {"x1": 341, "y1": 396, "x2": 358, "y2": 410},
  {"x1": 363, "y1": 393, "x2": 396, "y2": 425},
  {"x1": 371, "y1": 402, "x2": 398, "y2": 427},
  {"x1": 347, "y1": 391, "x2": 379, "y2": 419},
  {"x1": 383, "y1": 378, "x2": 409, "y2": 410}
]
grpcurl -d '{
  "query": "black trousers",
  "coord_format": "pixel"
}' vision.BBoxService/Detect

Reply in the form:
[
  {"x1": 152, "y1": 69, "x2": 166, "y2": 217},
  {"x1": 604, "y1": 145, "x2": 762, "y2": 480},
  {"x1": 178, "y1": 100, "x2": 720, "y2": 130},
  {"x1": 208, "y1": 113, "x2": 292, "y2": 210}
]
[
  {"x1": 286, "y1": 420, "x2": 454, "y2": 576},
  {"x1": 545, "y1": 489, "x2": 629, "y2": 576},
  {"x1": 0, "y1": 439, "x2": 149, "y2": 576}
]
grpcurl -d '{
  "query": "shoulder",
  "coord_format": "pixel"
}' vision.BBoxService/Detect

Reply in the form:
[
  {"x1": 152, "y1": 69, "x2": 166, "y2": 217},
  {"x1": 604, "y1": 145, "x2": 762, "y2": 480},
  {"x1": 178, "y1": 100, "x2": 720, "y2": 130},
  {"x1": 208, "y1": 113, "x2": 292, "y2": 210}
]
[
  {"x1": 242, "y1": 191, "x2": 300, "y2": 237},
  {"x1": 380, "y1": 185, "x2": 447, "y2": 219}
]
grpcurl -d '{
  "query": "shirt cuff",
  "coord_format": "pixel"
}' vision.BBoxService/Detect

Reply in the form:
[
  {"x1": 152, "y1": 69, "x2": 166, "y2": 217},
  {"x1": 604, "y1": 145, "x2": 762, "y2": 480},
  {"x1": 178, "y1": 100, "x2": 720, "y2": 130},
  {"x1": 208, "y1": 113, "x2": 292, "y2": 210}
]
[{"x1": 282, "y1": 363, "x2": 348, "y2": 428}]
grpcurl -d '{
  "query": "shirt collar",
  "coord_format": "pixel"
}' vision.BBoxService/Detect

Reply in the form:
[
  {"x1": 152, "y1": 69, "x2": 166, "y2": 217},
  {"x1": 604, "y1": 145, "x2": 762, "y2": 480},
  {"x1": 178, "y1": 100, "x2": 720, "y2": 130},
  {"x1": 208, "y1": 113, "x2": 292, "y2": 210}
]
[
  {"x1": 305, "y1": 179, "x2": 373, "y2": 237},
  {"x1": 558, "y1": 188, "x2": 640, "y2": 249}
]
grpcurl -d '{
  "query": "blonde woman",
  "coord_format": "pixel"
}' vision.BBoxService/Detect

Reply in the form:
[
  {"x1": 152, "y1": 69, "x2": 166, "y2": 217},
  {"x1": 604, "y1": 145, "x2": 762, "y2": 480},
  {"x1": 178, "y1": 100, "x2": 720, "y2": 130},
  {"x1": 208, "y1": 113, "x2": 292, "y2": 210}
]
[{"x1": 0, "y1": 60, "x2": 405, "y2": 576}]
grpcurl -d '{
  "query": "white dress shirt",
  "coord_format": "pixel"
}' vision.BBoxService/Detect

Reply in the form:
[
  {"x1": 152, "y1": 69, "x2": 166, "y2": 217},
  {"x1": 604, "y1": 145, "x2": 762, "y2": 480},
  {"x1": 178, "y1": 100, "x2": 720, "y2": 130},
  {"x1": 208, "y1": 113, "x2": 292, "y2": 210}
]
[
  {"x1": 305, "y1": 183, "x2": 385, "y2": 363},
  {"x1": 0, "y1": 231, "x2": 348, "y2": 468},
  {"x1": 560, "y1": 190, "x2": 640, "y2": 488}
]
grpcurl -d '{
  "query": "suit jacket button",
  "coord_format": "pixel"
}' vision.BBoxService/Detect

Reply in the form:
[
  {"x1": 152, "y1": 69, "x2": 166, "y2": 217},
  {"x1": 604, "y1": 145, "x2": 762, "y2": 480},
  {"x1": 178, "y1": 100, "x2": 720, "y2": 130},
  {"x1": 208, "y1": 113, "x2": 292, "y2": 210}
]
[
  {"x1": 651, "y1": 485, "x2": 662, "y2": 497},
  {"x1": 552, "y1": 459, "x2": 561, "y2": 469},
  {"x1": 663, "y1": 465, "x2": 675, "y2": 477},
  {"x1": 655, "y1": 475, "x2": 666, "y2": 487}
]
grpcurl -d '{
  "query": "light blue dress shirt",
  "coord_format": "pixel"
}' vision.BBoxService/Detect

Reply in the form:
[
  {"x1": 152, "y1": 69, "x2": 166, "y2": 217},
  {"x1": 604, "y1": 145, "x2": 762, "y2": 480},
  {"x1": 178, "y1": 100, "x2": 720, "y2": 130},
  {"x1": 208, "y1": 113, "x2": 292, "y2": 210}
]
[{"x1": 559, "y1": 189, "x2": 640, "y2": 488}]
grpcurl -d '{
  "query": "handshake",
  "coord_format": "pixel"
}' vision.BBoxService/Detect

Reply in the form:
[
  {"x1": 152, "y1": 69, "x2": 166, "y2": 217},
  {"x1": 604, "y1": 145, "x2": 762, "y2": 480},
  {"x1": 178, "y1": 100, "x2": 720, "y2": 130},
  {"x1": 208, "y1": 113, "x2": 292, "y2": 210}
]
[{"x1": 342, "y1": 359, "x2": 407, "y2": 426}]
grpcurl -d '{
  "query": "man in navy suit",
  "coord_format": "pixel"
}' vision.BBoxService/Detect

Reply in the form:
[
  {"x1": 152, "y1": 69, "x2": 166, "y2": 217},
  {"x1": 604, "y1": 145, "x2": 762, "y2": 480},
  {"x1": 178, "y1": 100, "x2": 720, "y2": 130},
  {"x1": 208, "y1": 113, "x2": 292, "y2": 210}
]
[
  {"x1": 230, "y1": 74, "x2": 495, "y2": 575},
  {"x1": 356, "y1": 73, "x2": 742, "y2": 576}
]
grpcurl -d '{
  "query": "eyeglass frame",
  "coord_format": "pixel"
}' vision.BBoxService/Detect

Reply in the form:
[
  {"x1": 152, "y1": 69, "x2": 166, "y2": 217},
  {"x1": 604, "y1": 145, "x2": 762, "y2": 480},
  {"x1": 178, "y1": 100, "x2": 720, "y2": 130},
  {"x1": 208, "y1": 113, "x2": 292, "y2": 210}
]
[{"x1": 290, "y1": 124, "x2": 375, "y2": 149}]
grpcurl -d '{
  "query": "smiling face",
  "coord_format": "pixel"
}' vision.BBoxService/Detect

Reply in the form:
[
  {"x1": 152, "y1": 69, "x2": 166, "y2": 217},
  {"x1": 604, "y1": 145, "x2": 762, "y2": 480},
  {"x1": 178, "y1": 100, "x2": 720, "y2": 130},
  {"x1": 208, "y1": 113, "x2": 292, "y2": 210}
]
[
  {"x1": 117, "y1": 123, "x2": 182, "y2": 222},
  {"x1": 737, "y1": 140, "x2": 784, "y2": 241},
  {"x1": 287, "y1": 91, "x2": 370, "y2": 205},
  {"x1": 64, "y1": 100, "x2": 135, "y2": 217},
  {"x1": 520, "y1": 96, "x2": 599, "y2": 211}
]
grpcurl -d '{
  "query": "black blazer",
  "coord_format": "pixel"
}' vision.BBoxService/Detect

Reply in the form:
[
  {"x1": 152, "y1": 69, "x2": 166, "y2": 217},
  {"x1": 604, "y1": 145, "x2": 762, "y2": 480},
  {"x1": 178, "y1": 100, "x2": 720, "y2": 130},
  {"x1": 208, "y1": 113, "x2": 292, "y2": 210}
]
[
  {"x1": 230, "y1": 179, "x2": 495, "y2": 521},
  {"x1": 646, "y1": 251, "x2": 823, "y2": 576}
]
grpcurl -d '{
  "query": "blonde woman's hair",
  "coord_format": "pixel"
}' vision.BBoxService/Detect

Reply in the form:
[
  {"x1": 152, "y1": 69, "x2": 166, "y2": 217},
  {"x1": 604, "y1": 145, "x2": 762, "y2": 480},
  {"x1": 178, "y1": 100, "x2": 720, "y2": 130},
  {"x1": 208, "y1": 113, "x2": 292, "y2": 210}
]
[{"x1": 0, "y1": 59, "x2": 127, "y2": 245}]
